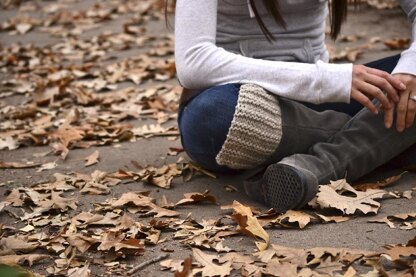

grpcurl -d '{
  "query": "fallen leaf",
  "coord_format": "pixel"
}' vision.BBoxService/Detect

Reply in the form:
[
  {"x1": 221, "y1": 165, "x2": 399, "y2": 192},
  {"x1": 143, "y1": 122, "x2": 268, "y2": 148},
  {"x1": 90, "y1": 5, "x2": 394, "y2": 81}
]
[
  {"x1": 315, "y1": 213, "x2": 351, "y2": 223},
  {"x1": 84, "y1": 150, "x2": 100, "y2": 167},
  {"x1": 174, "y1": 256, "x2": 192, "y2": 277},
  {"x1": 315, "y1": 180, "x2": 386, "y2": 215},
  {"x1": 0, "y1": 254, "x2": 49, "y2": 266},
  {"x1": 384, "y1": 38, "x2": 411, "y2": 50},
  {"x1": 231, "y1": 201, "x2": 269, "y2": 251},
  {"x1": 0, "y1": 237, "x2": 38, "y2": 252},
  {"x1": 68, "y1": 264, "x2": 91, "y2": 277},
  {"x1": 354, "y1": 172, "x2": 406, "y2": 191},
  {"x1": 176, "y1": 190, "x2": 217, "y2": 206},
  {"x1": 277, "y1": 210, "x2": 315, "y2": 229},
  {"x1": 261, "y1": 259, "x2": 298, "y2": 277},
  {"x1": 36, "y1": 161, "x2": 58, "y2": 172},
  {"x1": 192, "y1": 248, "x2": 232, "y2": 277},
  {"x1": 0, "y1": 161, "x2": 41, "y2": 169}
]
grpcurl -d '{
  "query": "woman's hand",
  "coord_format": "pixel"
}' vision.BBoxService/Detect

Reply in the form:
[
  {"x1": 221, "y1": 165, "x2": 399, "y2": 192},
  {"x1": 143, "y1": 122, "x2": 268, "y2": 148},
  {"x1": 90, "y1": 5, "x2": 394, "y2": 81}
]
[
  {"x1": 385, "y1": 73, "x2": 416, "y2": 132},
  {"x1": 351, "y1": 65, "x2": 406, "y2": 114}
]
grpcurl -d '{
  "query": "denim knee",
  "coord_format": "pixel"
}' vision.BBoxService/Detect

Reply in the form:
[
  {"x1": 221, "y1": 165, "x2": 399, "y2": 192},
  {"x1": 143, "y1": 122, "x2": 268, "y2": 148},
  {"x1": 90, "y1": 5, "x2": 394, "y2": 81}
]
[{"x1": 178, "y1": 83, "x2": 241, "y2": 172}]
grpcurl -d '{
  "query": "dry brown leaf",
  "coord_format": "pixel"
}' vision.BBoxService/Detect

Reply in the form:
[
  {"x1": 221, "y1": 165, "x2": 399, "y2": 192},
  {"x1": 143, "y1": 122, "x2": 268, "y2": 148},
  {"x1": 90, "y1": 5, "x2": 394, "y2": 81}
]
[
  {"x1": 217, "y1": 253, "x2": 254, "y2": 269},
  {"x1": 160, "y1": 259, "x2": 185, "y2": 272},
  {"x1": 277, "y1": 210, "x2": 315, "y2": 229},
  {"x1": 36, "y1": 161, "x2": 58, "y2": 172},
  {"x1": 354, "y1": 172, "x2": 406, "y2": 191},
  {"x1": 271, "y1": 244, "x2": 309, "y2": 267},
  {"x1": 66, "y1": 234, "x2": 99, "y2": 254},
  {"x1": 176, "y1": 190, "x2": 217, "y2": 206},
  {"x1": 384, "y1": 245, "x2": 416, "y2": 261},
  {"x1": 16, "y1": 23, "x2": 32, "y2": 34},
  {"x1": 384, "y1": 38, "x2": 411, "y2": 50},
  {"x1": 84, "y1": 150, "x2": 100, "y2": 167},
  {"x1": 141, "y1": 164, "x2": 182, "y2": 189},
  {"x1": 315, "y1": 181, "x2": 386, "y2": 215},
  {"x1": 261, "y1": 259, "x2": 298, "y2": 277},
  {"x1": 231, "y1": 201, "x2": 269, "y2": 251},
  {"x1": 314, "y1": 256, "x2": 344, "y2": 276},
  {"x1": 5, "y1": 188, "x2": 24, "y2": 207},
  {"x1": 192, "y1": 248, "x2": 232, "y2": 277},
  {"x1": 0, "y1": 161, "x2": 41, "y2": 169},
  {"x1": 97, "y1": 231, "x2": 144, "y2": 254},
  {"x1": 315, "y1": 213, "x2": 351, "y2": 223},
  {"x1": 80, "y1": 181, "x2": 110, "y2": 195},
  {"x1": 0, "y1": 236, "x2": 39, "y2": 253},
  {"x1": 174, "y1": 256, "x2": 193, "y2": 277},
  {"x1": 0, "y1": 254, "x2": 49, "y2": 266},
  {"x1": 108, "y1": 191, "x2": 179, "y2": 217},
  {"x1": 68, "y1": 264, "x2": 91, "y2": 277},
  {"x1": 369, "y1": 212, "x2": 416, "y2": 229}
]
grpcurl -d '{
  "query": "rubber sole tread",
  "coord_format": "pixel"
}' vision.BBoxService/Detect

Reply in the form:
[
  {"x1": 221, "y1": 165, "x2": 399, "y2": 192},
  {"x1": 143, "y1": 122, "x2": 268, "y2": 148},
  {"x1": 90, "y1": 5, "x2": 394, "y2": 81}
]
[{"x1": 262, "y1": 164, "x2": 307, "y2": 213}]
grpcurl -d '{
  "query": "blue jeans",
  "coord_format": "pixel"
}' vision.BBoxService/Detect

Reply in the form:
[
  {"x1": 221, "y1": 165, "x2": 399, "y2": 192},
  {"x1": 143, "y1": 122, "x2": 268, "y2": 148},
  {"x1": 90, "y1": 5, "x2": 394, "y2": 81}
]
[{"x1": 178, "y1": 55, "x2": 401, "y2": 173}]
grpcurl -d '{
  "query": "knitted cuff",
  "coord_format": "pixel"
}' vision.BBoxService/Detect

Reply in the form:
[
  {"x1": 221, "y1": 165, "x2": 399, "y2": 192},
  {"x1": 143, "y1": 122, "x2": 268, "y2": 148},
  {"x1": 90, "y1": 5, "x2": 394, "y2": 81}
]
[{"x1": 215, "y1": 84, "x2": 283, "y2": 169}]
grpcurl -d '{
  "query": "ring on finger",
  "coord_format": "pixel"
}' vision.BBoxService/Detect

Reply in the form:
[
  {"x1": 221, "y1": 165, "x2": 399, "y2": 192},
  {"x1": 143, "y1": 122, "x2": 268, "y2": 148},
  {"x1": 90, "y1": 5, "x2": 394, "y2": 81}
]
[{"x1": 410, "y1": 95, "x2": 416, "y2": 102}]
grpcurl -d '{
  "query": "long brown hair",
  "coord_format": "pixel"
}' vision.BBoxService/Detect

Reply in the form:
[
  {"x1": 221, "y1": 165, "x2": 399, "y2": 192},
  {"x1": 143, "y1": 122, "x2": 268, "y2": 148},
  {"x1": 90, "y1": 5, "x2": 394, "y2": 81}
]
[{"x1": 165, "y1": 0, "x2": 350, "y2": 40}]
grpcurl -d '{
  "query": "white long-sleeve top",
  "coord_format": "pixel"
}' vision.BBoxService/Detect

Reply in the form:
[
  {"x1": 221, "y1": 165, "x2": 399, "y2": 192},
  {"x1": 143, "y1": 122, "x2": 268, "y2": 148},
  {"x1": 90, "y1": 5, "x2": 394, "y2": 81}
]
[{"x1": 174, "y1": 0, "x2": 416, "y2": 104}]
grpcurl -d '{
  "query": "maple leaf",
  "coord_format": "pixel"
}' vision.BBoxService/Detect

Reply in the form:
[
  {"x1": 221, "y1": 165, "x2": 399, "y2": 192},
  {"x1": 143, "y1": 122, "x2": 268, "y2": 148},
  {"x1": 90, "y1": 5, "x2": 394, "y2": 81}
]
[
  {"x1": 108, "y1": 191, "x2": 179, "y2": 217},
  {"x1": 315, "y1": 182, "x2": 386, "y2": 215},
  {"x1": 141, "y1": 163, "x2": 182, "y2": 189},
  {"x1": 261, "y1": 259, "x2": 298, "y2": 277},
  {"x1": 369, "y1": 212, "x2": 416, "y2": 229},
  {"x1": 192, "y1": 248, "x2": 232, "y2": 277},
  {"x1": 231, "y1": 201, "x2": 269, "y2": 251},
  {"x1": 271, "y1": 244, "x2": 309, "y2": 267},
  {"x1": 176, "y1": 190, "x2": 217, "y2": 206},
  {"x1": 97, "y1": 231, "x2": 144, "y2": 254},
  {"x1": 277, "y1": 210, "x2": 316, "y2": 229},
  {"x1": 354, "y1": 172, "x2": 406, "y2": 191}
]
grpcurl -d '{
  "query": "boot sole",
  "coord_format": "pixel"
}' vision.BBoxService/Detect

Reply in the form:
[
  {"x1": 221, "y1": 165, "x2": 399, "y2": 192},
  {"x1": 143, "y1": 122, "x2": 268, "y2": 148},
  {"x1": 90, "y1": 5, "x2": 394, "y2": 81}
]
[{"x1": 262, "y1": 164, "x2": 307, "y2": 213}]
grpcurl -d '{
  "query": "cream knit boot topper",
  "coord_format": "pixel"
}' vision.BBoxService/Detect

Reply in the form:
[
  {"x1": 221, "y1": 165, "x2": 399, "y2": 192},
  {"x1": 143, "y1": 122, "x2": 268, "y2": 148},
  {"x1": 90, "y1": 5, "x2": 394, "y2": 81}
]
[{"x1": 215, "y1": 84, "x2": 283, "y2": 169}]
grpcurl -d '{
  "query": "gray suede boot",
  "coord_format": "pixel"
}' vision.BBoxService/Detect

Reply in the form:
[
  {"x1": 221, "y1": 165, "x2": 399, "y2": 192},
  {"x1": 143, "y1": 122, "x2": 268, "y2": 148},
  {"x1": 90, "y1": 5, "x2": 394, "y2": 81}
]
[
  {"x1": 265, "y1": 101, "x2": 416, "y2": 212},
  {"x1": 243, "y1": 96, "x2": 352, "y2": 212}
]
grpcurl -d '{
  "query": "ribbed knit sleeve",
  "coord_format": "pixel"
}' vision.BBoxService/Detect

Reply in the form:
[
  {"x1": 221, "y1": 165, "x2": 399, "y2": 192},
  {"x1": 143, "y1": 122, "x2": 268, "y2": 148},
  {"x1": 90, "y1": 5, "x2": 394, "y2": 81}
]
[
  {"x1": 174, "y1": 0, "x2": 353, "y2": 104},
  {"x1": 392, "y1": 0, "x2": 416, "y2": 76}
]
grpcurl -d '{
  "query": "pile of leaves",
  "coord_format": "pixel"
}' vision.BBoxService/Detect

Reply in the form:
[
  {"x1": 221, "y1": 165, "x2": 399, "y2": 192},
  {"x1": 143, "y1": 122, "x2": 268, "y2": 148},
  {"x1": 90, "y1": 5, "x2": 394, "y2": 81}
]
[
  {"x1": 0, "y1": 0, "x2": 179, "y2": 159},
  {"x1": 1, "y1": 168, "x2": 415, "y2": 275}
]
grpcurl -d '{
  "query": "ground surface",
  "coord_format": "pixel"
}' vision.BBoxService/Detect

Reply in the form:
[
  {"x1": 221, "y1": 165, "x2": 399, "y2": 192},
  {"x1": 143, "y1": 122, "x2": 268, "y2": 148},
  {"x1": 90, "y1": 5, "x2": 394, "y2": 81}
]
[{"x1": 0, "y1": 1, "x2": 415, "y2": 276}]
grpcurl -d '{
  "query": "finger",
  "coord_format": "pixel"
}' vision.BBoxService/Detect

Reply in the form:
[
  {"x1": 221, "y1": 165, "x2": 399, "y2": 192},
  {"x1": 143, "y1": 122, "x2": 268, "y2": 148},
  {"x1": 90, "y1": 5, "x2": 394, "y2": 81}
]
[
  {"x1": 396, "y1": 90, "x2": 410, "y2": 132},
  {"x1": 366, "y1": 67, "x2": 407, "y2": 91},
  {"x1": 357, "y1": 81, "x2": 391, "y2": 109},
  {"x1": 383, "y1": 105, "x2": 394, "y2": 129},
  {"x1": 352, "y1": 89, "x2": 378, "y2": 114},
  {"x1": 406, "y1": 96, "x2": 416, "y2": 129},
  {"x1": 364, "y1": 73, "x2": 399, "y2": 103}
]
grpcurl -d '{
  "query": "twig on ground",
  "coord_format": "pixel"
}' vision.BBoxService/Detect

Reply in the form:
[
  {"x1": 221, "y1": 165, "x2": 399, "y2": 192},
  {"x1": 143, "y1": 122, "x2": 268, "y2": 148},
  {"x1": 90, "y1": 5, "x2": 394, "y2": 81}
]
[{"x1": 127, "y1": 253, "x2": 170, "y2": 275}]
